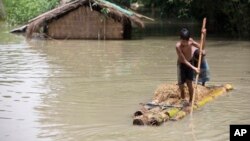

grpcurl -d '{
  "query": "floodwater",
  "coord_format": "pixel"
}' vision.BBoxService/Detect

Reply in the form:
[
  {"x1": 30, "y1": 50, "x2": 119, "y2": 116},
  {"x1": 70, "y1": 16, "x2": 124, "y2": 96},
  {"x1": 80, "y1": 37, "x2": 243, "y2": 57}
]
[{"x1": 0, "y1": 22, "x2": 250, "y2": 141}]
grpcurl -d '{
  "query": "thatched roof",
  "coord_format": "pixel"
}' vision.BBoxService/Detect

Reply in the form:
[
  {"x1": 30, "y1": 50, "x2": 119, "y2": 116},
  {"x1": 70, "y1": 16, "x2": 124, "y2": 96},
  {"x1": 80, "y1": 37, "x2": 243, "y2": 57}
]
[{"x1": 11, "y1": 0, "x2": 152, "y2": 38}]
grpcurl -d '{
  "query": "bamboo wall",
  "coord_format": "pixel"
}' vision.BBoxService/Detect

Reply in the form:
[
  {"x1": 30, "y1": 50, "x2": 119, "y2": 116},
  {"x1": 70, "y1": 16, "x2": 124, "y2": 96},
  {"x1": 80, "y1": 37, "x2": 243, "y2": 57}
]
[{"x1": 47, "y1": 6, "x2": 127, "y2": 39}]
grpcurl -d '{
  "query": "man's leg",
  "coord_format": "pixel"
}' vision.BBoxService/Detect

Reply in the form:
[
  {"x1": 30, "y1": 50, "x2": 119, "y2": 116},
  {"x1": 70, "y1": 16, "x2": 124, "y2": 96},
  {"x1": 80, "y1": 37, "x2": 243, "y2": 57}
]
[
  {"x1": 179, "y1": 84, "x2": 185, "y2": 99},
  {"x1": 202, "y1": 82, "x2": 205, "y2": 86},
  {"x1": 186, "y1": 80, "x2": 193, "y2": 103}
]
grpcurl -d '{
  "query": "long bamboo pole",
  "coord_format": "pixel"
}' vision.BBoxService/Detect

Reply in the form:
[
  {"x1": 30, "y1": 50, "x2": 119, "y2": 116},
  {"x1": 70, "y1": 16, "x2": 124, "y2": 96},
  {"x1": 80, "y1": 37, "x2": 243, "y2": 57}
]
[{"x1": 190, "y1": 18, "x2": 207, "y2": 116}]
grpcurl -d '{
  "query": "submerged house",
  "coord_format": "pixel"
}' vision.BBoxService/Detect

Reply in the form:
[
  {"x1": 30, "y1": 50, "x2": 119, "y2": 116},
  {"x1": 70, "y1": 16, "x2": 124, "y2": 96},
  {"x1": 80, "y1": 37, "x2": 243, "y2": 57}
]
[{"x1": 11, "y1": 0, "x2": 151, "y2": 40}]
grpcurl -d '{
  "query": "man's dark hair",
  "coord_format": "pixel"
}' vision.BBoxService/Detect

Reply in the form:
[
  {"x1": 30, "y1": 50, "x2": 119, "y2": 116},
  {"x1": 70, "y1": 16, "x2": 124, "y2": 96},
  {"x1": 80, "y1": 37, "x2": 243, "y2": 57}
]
[{"x1": 180, "y1": 28, "x2": 190, "y2": 40}]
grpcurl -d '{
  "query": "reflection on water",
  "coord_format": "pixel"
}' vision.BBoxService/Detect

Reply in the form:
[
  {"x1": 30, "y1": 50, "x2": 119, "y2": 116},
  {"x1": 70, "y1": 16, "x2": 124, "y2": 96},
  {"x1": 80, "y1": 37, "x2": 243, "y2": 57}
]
[{"x1": 0, "y1": 22, "x2": 250, "y2": 141}]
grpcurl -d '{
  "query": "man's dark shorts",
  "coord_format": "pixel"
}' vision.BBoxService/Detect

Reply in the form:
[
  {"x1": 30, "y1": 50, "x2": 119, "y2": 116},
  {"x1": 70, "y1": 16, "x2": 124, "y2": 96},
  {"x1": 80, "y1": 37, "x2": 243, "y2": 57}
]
[{"x1": 177, "y1": 61, "x2": 194, "y2": 85}]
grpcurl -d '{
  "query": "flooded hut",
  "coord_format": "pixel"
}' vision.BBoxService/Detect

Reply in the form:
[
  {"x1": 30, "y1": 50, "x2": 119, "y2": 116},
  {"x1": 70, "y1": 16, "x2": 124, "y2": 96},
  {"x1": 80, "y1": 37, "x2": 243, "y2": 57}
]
[{"x1": 11, "y1": 0, "x2": 150, "y2": 40}]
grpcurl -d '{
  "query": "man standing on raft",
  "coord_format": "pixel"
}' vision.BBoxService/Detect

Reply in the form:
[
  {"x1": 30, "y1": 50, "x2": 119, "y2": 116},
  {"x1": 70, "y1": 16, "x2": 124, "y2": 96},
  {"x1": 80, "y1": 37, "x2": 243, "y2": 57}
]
[{"x1": 176, "y1": 28, "x2": 208, "y2": 105}]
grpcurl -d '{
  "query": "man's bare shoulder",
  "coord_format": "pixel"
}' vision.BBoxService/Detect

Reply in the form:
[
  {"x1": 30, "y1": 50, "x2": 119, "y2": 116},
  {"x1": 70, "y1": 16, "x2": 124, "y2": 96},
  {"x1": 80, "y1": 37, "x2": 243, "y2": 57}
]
[{"x1": 176, "y1": 42, "x2": 181, "y2": 48}]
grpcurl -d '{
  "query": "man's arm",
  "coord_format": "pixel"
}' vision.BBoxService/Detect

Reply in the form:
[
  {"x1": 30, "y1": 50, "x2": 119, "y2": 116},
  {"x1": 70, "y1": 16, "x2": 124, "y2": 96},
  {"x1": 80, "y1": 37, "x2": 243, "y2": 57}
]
[
  {"x1": 190, "y1": 38, "x2": 201, "y2": 48},
  {"x1": 190, "y1": 28, "x2": 207, "y2": 52},
  {"x1": 190, "y1": 38, "x2": 206, "y2": 56}
]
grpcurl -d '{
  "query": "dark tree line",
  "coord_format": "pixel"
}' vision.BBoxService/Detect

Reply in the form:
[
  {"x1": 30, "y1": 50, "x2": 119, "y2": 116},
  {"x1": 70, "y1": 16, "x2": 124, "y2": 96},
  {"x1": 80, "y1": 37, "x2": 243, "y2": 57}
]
[
  {"x1": 0, "y1": 0, "x2": 5, "y2": 20},
  {"x1": 190, "y1": 0, "x2": 250, "y2": 38},
  {"x1": 2, "y1": 0, "x2": 250, "y2": 38},
  {"x1": 114, "y1": 0, "x2": 250, "y2": 39}
]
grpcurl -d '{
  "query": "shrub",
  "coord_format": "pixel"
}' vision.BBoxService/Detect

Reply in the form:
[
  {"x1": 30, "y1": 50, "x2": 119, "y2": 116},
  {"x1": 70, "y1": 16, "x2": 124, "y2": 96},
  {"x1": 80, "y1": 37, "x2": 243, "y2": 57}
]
[{"x1": 3, "y1": 0, "x2": 59, "y2": 25}]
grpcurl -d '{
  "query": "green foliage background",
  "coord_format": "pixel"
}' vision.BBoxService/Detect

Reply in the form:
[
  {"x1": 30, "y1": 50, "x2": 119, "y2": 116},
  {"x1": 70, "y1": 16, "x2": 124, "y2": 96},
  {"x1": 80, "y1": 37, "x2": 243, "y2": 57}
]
[
  {"x1": 1, "y1": 0, "x2": 250, "y2": 38},
  {"x1": 190, "y1": 0, "x2": 250, "y2": 38},
  {"x1": 113, "y1": 0, "x2": 250, "y2": 38},
  {"x1": 2, "y1": 0, "x2": 59, "y2": 24},
  {"x1": 0, "y1": 0, "x2": 5, "y2": 20}
]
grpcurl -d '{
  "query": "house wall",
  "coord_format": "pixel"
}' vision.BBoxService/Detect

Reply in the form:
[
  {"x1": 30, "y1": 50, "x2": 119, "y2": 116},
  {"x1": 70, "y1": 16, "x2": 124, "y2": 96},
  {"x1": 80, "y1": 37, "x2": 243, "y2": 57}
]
[{"x1": 47, "y1": 6, "x2": 126, "y2": 39}]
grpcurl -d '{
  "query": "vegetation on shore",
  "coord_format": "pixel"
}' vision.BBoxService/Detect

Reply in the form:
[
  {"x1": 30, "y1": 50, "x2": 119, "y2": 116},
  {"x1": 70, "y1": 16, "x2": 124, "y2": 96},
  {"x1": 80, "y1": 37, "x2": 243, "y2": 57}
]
[
  {"x1": 2, "y1": 0, "x2": 59, "y2": 24},
  {"x1": 1, "y1": 0, "x2": 250, "y2": 38},
  {"x1": 0, "y1": 0, "x2": 5, "y2": 20},
  {"x1": 113, "y1": 0, "x2": 250, "y2": 39}
]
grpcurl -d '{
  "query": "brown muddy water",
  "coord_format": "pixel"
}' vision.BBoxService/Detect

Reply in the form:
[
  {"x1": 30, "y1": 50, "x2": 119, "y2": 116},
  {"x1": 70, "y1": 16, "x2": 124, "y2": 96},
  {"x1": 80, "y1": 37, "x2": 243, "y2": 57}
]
[{"x1": 0, "y1": 22, "x2": 250, "y2": 141}]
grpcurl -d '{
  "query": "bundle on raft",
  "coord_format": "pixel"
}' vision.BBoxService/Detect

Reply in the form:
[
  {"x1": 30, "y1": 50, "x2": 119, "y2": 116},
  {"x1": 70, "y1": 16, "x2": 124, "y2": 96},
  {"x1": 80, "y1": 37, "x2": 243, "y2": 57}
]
[{"x1": 133, "y1": 83, "x2": 233, "y2": 126}]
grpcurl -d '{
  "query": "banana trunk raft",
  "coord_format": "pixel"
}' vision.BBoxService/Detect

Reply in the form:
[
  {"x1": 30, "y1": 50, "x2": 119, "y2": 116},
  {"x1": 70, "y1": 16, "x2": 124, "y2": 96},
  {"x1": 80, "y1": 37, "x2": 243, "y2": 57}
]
[{"x1": 133, "y1": 83, "x2": 233, "y2": 126}]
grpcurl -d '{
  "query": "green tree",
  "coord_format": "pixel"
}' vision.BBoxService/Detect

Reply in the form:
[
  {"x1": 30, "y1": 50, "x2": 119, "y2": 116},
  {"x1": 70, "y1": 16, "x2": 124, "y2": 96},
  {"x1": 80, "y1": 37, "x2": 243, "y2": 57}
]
[
  {"x1": 140, "y1": 0, "x2": 250, "y2": 38},
  {"x1": 0, "y1": 0, "x2": 5, "y2": 20},
  {"x1": 2, "y1": 0, "x2": 250, "y2": 38},
  {"x1": 190, "y1": 0, "x2": 250, "y2": 38},
  {"x1": 3, "y1": 0, "x2": 59, "y2": 24}
]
